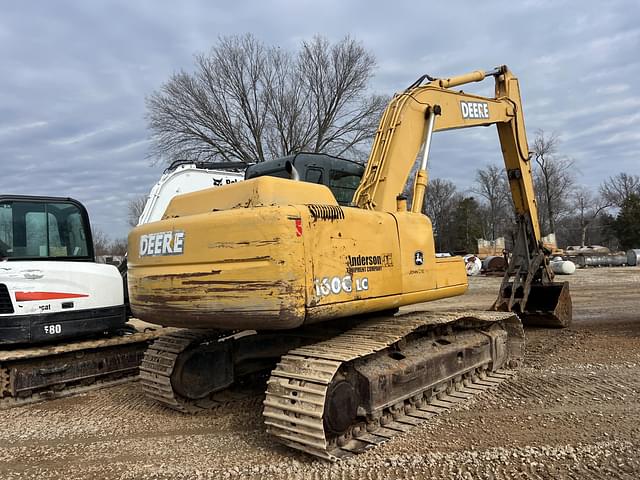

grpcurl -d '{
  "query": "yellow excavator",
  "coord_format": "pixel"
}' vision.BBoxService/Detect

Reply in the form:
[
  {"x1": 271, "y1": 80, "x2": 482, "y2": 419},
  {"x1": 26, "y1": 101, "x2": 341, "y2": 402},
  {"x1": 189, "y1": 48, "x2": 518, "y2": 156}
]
[{"x1": 127, "y1": 65, "x2": 571, "y2": 460}]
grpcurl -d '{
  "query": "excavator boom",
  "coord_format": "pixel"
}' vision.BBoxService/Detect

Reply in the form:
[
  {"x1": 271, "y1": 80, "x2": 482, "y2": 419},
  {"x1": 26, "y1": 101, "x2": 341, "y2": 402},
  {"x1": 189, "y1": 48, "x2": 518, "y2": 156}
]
[{"x1": 353, "y1": 65, "x2": 570, "y2": 327}]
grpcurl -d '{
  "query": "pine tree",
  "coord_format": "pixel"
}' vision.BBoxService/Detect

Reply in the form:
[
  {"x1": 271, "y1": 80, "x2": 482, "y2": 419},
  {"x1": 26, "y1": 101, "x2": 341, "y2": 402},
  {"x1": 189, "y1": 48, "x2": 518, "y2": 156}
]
[
  {"x1": 451, "y1": 197, "x2": 483, "y2": 253},
  {"x1": 613, "y1": 194, "x2": 640, "y2": 250}
]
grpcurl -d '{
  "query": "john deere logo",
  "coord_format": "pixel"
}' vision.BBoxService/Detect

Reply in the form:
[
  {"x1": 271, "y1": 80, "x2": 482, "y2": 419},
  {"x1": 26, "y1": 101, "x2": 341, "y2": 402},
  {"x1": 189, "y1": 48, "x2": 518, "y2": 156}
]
[
  {"x1": 460, "y1": 101, "x2": 489, "y2": 119},
  {"x1": 139, "y1": 231, "x2": 185, "y2": 256},
  {"x1": 414, "y1": 251, "x2": 424, "y2": 265}
]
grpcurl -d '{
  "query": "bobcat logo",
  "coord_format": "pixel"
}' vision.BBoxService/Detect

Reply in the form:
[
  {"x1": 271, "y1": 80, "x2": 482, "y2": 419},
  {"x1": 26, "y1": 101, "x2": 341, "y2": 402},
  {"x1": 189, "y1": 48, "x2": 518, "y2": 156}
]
[{"x1": 212, "y1": 177, "x2": 223, "y2": 186}]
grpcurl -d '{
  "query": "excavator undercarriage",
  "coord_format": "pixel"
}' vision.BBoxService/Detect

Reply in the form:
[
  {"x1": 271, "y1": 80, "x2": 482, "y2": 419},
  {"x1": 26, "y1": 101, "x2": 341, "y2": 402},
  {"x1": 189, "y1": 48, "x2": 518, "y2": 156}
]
[
  {"x1": 264, "y1": 311, "x2": 523, "y2": 460},
  {"x1": 140, "y1": 310, "x2": 524, "y2": 459},
  {"x1": 0, "y1": 326, "x2": 169, "y2": 408}
]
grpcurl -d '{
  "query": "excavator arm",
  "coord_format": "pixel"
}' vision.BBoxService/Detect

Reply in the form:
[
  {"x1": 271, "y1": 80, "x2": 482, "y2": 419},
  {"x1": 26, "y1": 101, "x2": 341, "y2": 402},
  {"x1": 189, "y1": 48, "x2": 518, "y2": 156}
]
[{"x1": 353, "y1": 65, "x2": 571, "y2": 327}]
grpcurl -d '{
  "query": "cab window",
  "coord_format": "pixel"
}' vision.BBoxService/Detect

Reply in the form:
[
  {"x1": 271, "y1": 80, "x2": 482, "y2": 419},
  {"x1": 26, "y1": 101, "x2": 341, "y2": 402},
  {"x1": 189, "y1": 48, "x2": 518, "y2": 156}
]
[
  {"x1": 0, "y1": 201, "x2": 90, "y2": 259},
  {"x1": 329, "y1": 170, "x2": 362, "y2": 205},
  {"x1": 305, "y1": 168, "x2": 323, "y2": 184}
]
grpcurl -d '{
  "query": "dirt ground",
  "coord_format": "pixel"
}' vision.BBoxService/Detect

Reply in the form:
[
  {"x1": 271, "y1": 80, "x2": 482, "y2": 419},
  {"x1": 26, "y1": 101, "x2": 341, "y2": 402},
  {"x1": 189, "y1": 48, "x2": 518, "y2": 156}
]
[{"x1": 1, "y1": 267, "x2": 639, "y2": 479}]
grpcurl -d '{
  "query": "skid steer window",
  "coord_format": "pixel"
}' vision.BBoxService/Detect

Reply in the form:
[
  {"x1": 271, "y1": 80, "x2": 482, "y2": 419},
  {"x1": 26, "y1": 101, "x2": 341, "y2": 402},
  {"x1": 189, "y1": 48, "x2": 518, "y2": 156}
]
[{"x1": 0, "y1": 200, "x2": 91, "y2": 260}]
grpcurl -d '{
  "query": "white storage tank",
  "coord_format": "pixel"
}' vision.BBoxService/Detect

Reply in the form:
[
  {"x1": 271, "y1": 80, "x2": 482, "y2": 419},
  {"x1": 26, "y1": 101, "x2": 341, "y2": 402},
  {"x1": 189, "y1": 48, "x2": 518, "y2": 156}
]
[
  {"x1": 550, "y1": 258, "x2": 576, "y2": 275},
  {"x1": 627, "y1": 249, "x2": 640, "y2": 266}
]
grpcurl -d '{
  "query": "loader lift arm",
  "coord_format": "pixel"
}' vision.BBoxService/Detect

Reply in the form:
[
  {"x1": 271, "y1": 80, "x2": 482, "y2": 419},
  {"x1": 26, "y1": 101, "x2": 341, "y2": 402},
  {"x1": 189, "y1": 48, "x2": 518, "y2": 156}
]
[{"x1": 353, "y1": 65, "x2": 571, "y2": 326}]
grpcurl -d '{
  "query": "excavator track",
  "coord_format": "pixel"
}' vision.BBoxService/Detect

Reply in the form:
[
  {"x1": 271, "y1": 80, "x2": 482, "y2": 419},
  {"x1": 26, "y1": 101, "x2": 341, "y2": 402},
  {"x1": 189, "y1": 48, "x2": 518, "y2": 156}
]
[
  {"x1": 264, "y1": 311, "x2": 523, "y2": 461},
  {"x1": 0, "y1": 328, "x2": 169, "y2": 409},
  {"x1": 140, "y1": 330, "x2": 255, "y2": 413}
]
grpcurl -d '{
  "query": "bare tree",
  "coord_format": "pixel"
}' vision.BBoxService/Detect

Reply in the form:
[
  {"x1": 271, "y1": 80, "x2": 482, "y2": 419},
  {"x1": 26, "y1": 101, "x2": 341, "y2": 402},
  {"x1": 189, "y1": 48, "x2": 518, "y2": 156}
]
[
  {"x1": 472, "y1": 164, "x2": 510, "y2": 241},
  {"x1": 92, "y1": 230, "x2": 128, "y2": 257},
  {"x1": 297, "y1": 36, "x2": 387, "y2": 159},
  {"x1": 530, "y1": 129, "x2": 575, "y2": 234},
  {"x1": 572, "y1": 187, "x2": 610, "y2": 247},
  {"x1": 128, "y1": 195, "x2": 147, "y2": 227},
  {"x1": 146, "y1": 34, "x2": 385, "y2": 164},
  {"x1": 599, "y1": 172, "x2": 640, "y2": 208},
  {"x1": 109, "y1": 238, "x2": 128, "y2": 257},
  {"x1": 92, "y1": 229, "x2": 111, "y2": 257}
]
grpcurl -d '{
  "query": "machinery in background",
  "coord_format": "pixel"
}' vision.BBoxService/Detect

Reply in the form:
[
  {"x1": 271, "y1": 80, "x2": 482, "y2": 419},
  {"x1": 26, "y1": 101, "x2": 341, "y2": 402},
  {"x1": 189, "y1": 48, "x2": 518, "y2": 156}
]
[
  {"x1": 137, "y1": 160, "x2": 248, "y2": 226},
  {"x1": 0, "y1": 153, "x2": 361, "y2": 407},
  {"x1": 138, "y1": 153, "x2": 364, "y2": 226},
  {"x1": 564, "y1": 245, "x2": 629, "y2": 268},
  {"x1": 128, "y1": 65, "x2": 571, "y2": 460},
  {"x1": 0, "y1": 195, "x2": 168, "y2": 407},
  {"x1": 0, "y1": 195, "x2": 127, "y2": 344}
]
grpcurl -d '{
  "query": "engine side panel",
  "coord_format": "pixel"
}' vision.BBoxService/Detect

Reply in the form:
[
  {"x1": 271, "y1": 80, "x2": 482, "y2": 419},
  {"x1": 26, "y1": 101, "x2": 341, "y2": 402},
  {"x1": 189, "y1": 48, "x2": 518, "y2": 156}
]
[
  {"x1": 0, "y1": 261, "x2": 124, "y2": 317},
  {"x1": 302, "y1": 207, "x2": 402, "y2": 308},
  {"x1": 302, "y1": 208, "x2": 467, "y2": 323},
  {"x1": 0, "y1": 261, "x2": 126, "y2": 344}
]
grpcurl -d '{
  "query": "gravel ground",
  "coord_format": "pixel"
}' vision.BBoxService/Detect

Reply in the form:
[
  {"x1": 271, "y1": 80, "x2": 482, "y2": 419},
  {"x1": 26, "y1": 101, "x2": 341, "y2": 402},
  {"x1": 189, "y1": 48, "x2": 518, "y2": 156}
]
[{"x1": 1, "y1": 267, "x2": 639, "y2": 479}]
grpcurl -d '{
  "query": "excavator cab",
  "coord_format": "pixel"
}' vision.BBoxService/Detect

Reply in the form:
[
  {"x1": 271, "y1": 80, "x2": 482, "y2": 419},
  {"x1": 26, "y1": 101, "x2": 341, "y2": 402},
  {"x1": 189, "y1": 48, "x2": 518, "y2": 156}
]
[{"x1": 245, "y1": 152, "x2": 364, "y2": 206}]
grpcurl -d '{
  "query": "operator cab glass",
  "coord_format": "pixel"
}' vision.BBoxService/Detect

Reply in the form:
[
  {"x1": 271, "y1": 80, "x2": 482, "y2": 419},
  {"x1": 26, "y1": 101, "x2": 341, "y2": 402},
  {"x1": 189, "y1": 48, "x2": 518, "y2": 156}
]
[
  {"x1": 328, "y1": 169, "x2": 362, "y2": 205},
  {"x1": 0, "y1": 197, "x2": 94, "y2": 261},
  {"x1": 245, "y1": 152, "x2": 365, "y2": 206}
]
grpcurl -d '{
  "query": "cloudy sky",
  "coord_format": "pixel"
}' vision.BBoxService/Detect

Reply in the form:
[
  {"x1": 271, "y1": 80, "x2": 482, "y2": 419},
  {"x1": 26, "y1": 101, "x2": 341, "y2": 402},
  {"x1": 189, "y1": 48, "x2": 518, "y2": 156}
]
[{"x1": 1, "y1": 1, "x2": 639, "y2": 239}]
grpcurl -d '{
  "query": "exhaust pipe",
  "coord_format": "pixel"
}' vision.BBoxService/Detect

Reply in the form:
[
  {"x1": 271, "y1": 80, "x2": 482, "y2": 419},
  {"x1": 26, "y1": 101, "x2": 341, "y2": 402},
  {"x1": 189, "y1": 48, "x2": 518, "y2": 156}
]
[{"x1": 285, "y1": 160, "x2": 300, "y2": 181}]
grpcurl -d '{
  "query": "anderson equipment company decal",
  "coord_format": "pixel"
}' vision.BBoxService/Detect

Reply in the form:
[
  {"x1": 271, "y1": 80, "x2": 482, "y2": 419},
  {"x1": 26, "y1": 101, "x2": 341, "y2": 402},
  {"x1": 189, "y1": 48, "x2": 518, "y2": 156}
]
[
  {"x1": 140, "y1": 230, "x2": 185, "y2": 256},
  {"x1": 460, "y1": 101, "x2": 489, "y2": 119},
  {"x1": 346, "y1": 253, "x2": 393, "y2": 273}
]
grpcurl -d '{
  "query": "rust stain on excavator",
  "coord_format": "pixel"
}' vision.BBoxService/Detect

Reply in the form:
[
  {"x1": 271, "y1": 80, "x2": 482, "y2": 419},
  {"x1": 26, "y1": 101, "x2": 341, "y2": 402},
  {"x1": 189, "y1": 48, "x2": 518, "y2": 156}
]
[
  {"x1": 212, "y1": 256, "x2": 273, "y2": 264},
  {"x1": 133, "y1": 304, "x2": 300, "y2": 329},
  {"x1": 144, "y1": 271, "x2": 222, "y2": 281},
  {"x1": 182, "y1": 280, "x2": 291, "y2": 290},
  {"x1": 208, "y1": 239, "x2": 280, "y2": 248},
  {"x1": 131, "y1": 275, "x2": 304, "y2": 329},
  {"x1": 134, "y1": 293, "x2": 205, "y2": 303}
]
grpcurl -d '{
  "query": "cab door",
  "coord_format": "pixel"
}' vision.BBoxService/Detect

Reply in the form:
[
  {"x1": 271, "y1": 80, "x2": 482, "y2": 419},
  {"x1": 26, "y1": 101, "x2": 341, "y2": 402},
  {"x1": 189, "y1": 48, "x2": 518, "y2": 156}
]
[{"x1": 392, "y1": 211, "x2": 438, "y2": 293}]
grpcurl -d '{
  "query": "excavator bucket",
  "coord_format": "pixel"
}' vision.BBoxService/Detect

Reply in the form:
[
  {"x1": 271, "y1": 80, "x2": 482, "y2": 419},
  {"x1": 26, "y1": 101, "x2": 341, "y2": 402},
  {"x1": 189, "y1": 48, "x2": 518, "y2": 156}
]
[{"x1": 495, "y1": 281, "x2": 572, "y2": 328}]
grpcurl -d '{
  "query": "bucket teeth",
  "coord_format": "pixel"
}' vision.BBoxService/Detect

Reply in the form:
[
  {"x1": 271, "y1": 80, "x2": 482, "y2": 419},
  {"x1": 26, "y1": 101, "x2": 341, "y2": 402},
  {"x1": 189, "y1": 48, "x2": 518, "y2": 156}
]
[{"x1": 494, "y1": 281, "x2": 572, "y2": 328}]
